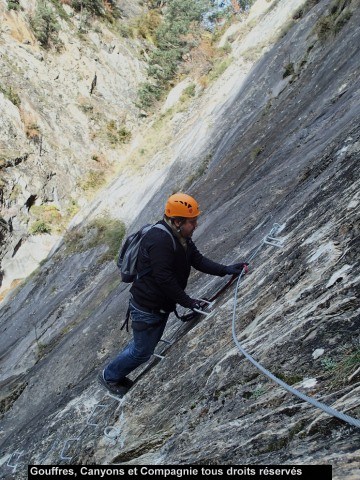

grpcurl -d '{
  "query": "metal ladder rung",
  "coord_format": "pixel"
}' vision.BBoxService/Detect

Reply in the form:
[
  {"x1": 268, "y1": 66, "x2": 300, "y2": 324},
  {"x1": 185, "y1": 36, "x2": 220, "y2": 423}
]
[
  {"x1": 60, "y1": 438, "x2": 80, "y2": 461},
  {"x1": 193, "y1": 308, "x2": 211, "y2": 316},
  {"x1": 7, "y1": 451, "x2": 23, "y2": 472},
  {"x1": 153, "y1": 353, "x2": 165, "y2": 359}
]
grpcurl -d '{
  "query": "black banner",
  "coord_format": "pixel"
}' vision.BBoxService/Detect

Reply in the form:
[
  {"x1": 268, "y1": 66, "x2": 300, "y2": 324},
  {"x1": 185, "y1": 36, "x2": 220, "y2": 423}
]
[{"x1": 28, "y1": 465, "x2": 332, "y2": 479}]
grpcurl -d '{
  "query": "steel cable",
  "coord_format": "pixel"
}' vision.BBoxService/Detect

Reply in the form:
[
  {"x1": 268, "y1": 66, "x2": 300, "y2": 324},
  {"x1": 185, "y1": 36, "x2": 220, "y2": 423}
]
[{"x1": 231, "y1": 229, "x2": 360, "y2": 429}]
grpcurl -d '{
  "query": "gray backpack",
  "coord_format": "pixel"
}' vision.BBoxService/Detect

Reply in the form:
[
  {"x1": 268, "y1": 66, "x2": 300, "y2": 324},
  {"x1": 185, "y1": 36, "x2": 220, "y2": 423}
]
[{"x1": 117, "y1": 223, "x2": 176, "y2": 282}]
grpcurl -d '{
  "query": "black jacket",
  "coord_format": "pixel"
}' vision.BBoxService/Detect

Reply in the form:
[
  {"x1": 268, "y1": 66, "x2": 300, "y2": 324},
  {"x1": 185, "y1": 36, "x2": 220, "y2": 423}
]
[{"x1": 130, "y1": 220, "x2": 227, "y2": 312}]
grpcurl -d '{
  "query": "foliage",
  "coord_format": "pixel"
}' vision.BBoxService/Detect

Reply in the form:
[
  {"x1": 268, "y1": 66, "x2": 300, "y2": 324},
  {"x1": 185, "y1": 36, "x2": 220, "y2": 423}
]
[
  {"x1": 207, "y1": 56, "x2": 232, "y2": 82},
  {"x1": 64, "y1": 215, "x2": 126, "y2": 263},
  {"x1": 7, "y1": 0, "x2": 20, "y2": 11},
  {"x1": 329, "y1": 346, "x2": 360, "y2": 388},
  {"x1": 137, "y1": 0, "x2": 211, "y2": 109},
  {"x1": 29, "y1": 204, "x2": 63, "y2": 235},
  {"x1": 180, "y1": 83, "x2": 196, "y2": 102},
  {"x1": 89, "y1": 216, "x2": 126, "y2": 262},
  {"x1": 25, "y1": 123, "x2": 41, "y2": 141},
  {"x1": 103, "y1": 0, "x2": 122, "y2": 19},
  {"x1": 50, "y1": 0, "x2": 69, "y2": 20},
  {"x1": 134, "y1": 10, "x2": 162, "y2": 41},
  {"x1": 30, "y1": 220, "x2": 52, "y2": 234},
  {"x1": 30, "y1": 1, "x2": 60, "y2": 49},
  {"x1": 283, "y1": 62, "x2": 295, "y2": 78},
  {"x1": 250, "y1": 145, "x2": 264, "y2": 160},
  {"x1": 237, "y1": 0, "x2": 256, "y2": 11},
  {"x1": 71, "y1": 0, "x2": 104, "y2": 16},
  {"x1": 321, "y1": 357, "x2": 337, "y2": 371},
  {"x1": 0, "y1": 85, "x2": 20, "y2": 107},
  {"x1": 106, "y1": 121, "x2": 132, "y2": 146},
  {"x1": 118, "y1": 23, "x2": 133, "y2": 38},
  {"x1": 79, "y1": 170, "x2": 106, "y2": 192},
  {"x1": 315, "y1": 0, "x2": 352, "y2": 41},
  {"x1": 137, "y1": 82, "x2": 162, "y2": 109},
  {"x1": 66, "y1": 198, "x2": 80, "y2": 218}
]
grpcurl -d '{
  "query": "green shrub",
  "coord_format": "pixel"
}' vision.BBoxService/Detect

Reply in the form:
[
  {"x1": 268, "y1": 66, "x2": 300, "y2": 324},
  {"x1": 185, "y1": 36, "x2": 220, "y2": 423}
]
[
  {"x1": 180, "y1": 83, "x2": 196, "y2": 102},
  {"x1": 0, "y1": 85, "x2": 20, "y2": 107},
  {"x1": 30, "y1": 220, "x2": 52, "y2": 234},
  {"x1": 134, "y1": 10, "x2": 161, "y2": 41},
  {"x1": 118, "y1": 23, "x2": 133, "y2": 38},
  {"x1": 29, "y1": 204, "x2": 63, "y2": 234},
  {"x1": 71, "y1": 0, "x2": 104, "y2": 16},
  {"x1": 30, "y1": 1, "x2": 60, "y2": 49},
  {"x1": 89, "y1": 217, "x2": 126, "y2": 262},
  {"x1": 106, "y1": 121, "x2": 132, "y2": 146},
  {"x1": 137, "y1": 0, "x2": 211, "y2": 109},
  {"x1": 321, "y1": 357, "x2": 337, "y2": 371},
  {"x1": 220, "y1": 41, "x2": 232, "y2": 55},
  {"x1": 7, "y1": 0, "x2": 20, "y2": 11},
  {"x1": 137, "y1": 82, "x2": 163, "y2": 109},
  {"x1": 66, "y1": 198, "x2": 80, "y2": 218},
  {"x1": 315, "y1": 0, "x2": 353, "y2": 41},
  {"x1": 251, "y1": 146, "x2": 264, "y2": 160},
  {"x1": 328, "y1": 346, "x2": 360, "y2": 387},
  {"x1": 237, "y1": 0, "x2": 256, "y2": 11}
]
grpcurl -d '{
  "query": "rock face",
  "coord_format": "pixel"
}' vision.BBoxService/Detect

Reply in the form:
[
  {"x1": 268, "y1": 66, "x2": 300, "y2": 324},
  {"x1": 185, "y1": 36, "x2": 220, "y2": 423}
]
[
  {"x1": 0, "y1": 0, "x2": 145, "y2": 296},
  {"x1": 0, "y1": 0, "x2": 359, "y2": 478}
]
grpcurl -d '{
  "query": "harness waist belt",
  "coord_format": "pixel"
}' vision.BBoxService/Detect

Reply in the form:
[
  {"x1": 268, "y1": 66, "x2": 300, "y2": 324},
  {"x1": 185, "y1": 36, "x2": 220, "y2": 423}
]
[{"x1": 130, "y1": 298, "x2": 169, "y2": 315}]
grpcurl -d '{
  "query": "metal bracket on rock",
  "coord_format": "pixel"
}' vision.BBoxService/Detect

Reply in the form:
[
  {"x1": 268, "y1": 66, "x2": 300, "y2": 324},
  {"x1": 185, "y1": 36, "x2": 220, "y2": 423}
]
[
  {"x1": 104, "y1": 426, "x2": 121, "y2": 442},
  {"x1": 154, "y1": 335, "x2": 178, "y2": 358},
  {"x1": 263, "y1": 223, "x2": 284, "y2": 248},
  {"x1": 194, "y1": 298, "x2": 215, "y2": 317},
  {"x1": 7, "y1": 451, "x2": 23, "y2": 473},
  {"x1": 60, "y1": 438, "x2": 80, "y2": 461},
  {"x1": 105, "y1": 392, "x2": 125, "y2": 404}
]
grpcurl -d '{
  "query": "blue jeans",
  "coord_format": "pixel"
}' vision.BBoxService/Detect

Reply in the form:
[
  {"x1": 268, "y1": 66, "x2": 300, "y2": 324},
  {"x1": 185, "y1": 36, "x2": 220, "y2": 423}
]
[{"x1": 104, "y1": 303, "x2": 170, "y2": 382}]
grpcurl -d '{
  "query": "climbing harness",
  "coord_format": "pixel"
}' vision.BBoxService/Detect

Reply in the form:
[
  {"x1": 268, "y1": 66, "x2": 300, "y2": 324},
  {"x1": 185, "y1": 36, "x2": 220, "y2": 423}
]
[{"x1": 230, "y1": 224, "x2": 360, "y2": 429}]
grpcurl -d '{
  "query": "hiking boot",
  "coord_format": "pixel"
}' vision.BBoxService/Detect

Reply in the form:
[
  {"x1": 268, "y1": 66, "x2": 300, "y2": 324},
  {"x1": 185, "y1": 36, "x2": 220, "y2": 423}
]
[
  {"x1": 118, "y1": 376, "x2": 134, "y2": 389},
  {"x1": 98, "y1": 371, "x2": 133, "y2": 396}
]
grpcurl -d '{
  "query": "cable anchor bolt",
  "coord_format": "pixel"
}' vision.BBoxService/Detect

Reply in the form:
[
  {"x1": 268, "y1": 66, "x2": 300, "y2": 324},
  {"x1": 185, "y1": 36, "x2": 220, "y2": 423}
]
[{"x1": 264, "y1": 236, "x2": 284, "y2": 248}]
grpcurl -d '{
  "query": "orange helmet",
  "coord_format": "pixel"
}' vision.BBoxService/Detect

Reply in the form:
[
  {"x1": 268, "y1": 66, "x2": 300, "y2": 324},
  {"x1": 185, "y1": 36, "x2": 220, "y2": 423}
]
[{"x1": 165, "y1": 193, "x2": 201, "y2": 218}]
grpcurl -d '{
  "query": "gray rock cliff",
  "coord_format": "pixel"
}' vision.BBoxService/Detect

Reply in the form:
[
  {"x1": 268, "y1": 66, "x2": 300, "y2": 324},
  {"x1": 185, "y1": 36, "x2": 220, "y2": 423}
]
[{"x1": 0, "y1": 0, "x2": 359, "y2": 478}]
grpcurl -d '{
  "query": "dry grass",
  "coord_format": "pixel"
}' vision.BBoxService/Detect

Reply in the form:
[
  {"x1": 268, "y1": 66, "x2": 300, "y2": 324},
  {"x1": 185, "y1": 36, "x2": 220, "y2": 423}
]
[
  {"x1": 20, "y1": 107, "x2": 41, "y2": 140},
  {"x1": 4, "y1": 10, "x2": 36, "y2": 44}
]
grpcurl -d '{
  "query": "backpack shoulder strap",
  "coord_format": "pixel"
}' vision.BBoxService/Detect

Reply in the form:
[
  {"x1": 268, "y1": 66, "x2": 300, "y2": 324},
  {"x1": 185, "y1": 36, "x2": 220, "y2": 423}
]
[{"x1": 153, "y1": 224, "x2": 176, "y2": 251}]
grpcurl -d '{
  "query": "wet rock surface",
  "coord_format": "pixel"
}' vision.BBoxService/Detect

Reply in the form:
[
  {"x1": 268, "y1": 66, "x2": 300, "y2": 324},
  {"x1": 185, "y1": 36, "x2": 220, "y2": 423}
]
[{"x1": 0, "y1": 1, "x2": 359, "y2": 478}]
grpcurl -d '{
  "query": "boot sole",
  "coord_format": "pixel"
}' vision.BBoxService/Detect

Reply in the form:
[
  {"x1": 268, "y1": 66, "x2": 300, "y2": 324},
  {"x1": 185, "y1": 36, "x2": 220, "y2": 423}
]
[{"x1": 97, "y1": 373, "x2": 130, "y2": 396}]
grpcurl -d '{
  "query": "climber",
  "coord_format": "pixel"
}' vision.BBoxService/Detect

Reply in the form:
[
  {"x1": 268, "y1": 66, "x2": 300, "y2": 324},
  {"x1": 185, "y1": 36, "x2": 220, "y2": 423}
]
[{"x1": 98, "y1": 192, "x2": 248, "y2": 395}]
